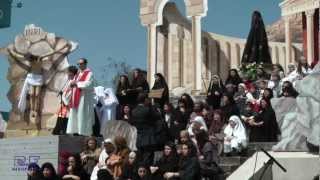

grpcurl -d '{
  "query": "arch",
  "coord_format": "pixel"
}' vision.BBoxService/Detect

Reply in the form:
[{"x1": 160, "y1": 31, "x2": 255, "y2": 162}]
[{"x1": 154, "y1": 0, "x2": 170, "y2": 25}]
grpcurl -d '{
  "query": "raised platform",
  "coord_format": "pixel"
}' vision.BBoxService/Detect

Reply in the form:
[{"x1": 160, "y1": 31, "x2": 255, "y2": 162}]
[{"x1": 0, "y1": 135, "x2": 92, "y2": 180}]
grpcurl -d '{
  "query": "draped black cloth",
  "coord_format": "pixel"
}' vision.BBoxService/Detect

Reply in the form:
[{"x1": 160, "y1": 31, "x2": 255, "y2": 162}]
[{"x1": 241, "y1": 11, "x2": 272, "y2": 64}]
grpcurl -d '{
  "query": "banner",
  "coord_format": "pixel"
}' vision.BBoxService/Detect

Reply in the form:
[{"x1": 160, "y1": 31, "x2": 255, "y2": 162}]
[{"x1": 0, "y1": 0, "x2": 12, "y2": 28}]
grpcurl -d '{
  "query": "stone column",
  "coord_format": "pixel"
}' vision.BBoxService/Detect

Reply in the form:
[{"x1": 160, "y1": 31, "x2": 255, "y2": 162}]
[
  {"x1": 147, "y1": 23, "x2": 157, "y2": 85},
  {"x1": 284, "y1": 16, "x2": 292, "y2": 64},
  {"x1": 306, "y1": 9, "x2": 315, "y2": 65},
  {"x1": 192, "y1": 15, "x2": 202, "y2": 91}
]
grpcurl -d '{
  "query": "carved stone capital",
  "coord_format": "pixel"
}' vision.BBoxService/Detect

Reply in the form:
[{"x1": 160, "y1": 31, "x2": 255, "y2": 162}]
[{"x1": 305, "y1": 9, "x2": 315, "y2": 17}]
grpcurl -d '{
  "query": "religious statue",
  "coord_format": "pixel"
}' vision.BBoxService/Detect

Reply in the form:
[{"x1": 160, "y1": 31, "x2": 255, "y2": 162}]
[
  {"x1": 0, "y1": 24, "x2": 78, "y2": 131},
  {"x1": 241, "y1": 11, "x2": 272, "y2": 64}
]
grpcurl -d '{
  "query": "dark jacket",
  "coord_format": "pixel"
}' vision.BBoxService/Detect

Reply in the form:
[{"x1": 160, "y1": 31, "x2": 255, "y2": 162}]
[{"x1": 178, "y1": 156, "x2": 201, "y2": 180}]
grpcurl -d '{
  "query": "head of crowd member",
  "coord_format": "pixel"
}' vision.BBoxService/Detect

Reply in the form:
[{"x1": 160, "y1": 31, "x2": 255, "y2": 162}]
[
  {"x1": 121, "y1": 104, "x2": 131, "y2": 117},
  {"x1": 67, "y1": 154, "x2": 82, "y2": 171},
  {"x1": 137, "y1": 164, "x2": 149, "y2": 179},
  {"x1": 136, "y1": 93, "x2": 147, "y2": 105},
  {"x1": 41, "y1": 162, "x2": 58, "y2": 179},
  {"x1": 193, "y1": 102, "x2": 204, "y2": 114},
  {"x1": 83, "y1": 137, "x2": 98, "y2": 152},
  {"x1": 225, "y1": 83, "x2": 235, "y2": 95},
  {"x1": 258, "y1": 80, "x2": 268, "y2": 90},
  {"x1": 114, "y1": 136, "x2": 128, "y2": 153},
  {"x1": 163, "y1": 102, "x2": 174, "y2": 114},
  {"x1": 260, "y1": 98, "x2": 271, "y2": 110},
  {"x1": 221, "y1": 93, "x2": 235, "y2": 107},
  {"x1": 177, "y1": 100, "x2": 187, "y2": 113},
  {"x1": 179, "y1": 130, "x2": 190, "y2": 144},
  {"x1": 67, "y1": 65, "x2": 78, "y2": 79},
  {"x1": 263, "y1": 88, "x2": 274, "y2": 100},
  {"x1": 238, "y1": 83, "x2": 246, "y2": 94},
  {"x1": 228, "y1": 69, "x2": 241, "y2": 79},
  {"x1": 181, "y1": 142, "x2": 196, "y2": 158},
  {"x1": 27, "y1": 162, "x2": 41, "y2": 179},
  {"x1": 103, "y1": 138, "x2": 115, "y2": 155},
  {"x1": 248, "y1": 83, "x2": 257, "y2": 94},
  {"x1": 180, "y1": 93, "x2": 194, "y2": 110},
  {"x1": 270, "y1": 72, "x2": 281, "y2": 82},
  {"x1": 163, "y1": 141, "x2": 177, "y2": 159},
  {"x1": 154, "y1": 73, "x2": 167, "y2": 86},
  {"x1": 133, "y1": 68, "x2": 141, "y2": 79},
  {"x1": 272, "y1": 64, "x2": 284, "y2": 73},
  {"x1": 256, "y1": 67, "x2": 267, "y2": 78},
  {"x1": 128, "y1": 151, "x2": 137, "y2": 165},
  {"x1": 97, "y1": 169, "x2": 114, "y2": 180},
  {"x1": 118, "y1": 75, "x2": 130, "y2": 88},
  {"x1": 287, "y1": 63, "x2": 296, "y2": 74},
  {"x1": 77, "y1": 58, "x2": 88, "y2": 71}
]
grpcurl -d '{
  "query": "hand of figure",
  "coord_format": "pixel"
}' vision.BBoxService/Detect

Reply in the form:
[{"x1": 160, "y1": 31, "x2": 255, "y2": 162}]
[
  {"x1": 121, "y1": 90, "x2": 126, "y2": 95},
  {"x1": 214, "y1": 91, "x2": 220, "y2": 96},
  {"x1": 164, "y1": 172, "x2": 174, "y2": 179},
  {"x1": 199, "y1": 155, "x2": 204, "y2": 160}
]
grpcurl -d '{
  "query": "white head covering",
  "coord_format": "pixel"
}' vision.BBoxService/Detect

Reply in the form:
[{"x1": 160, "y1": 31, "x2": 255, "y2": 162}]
[
  {"x1": 192, "y1": 116, "x2": 208, "y2": 131},
  {"x1": 103, "y1": 88, "x2": 119, "y2": 106},
  {"x1": 224, "y1": 115, "x2": 247, "y2": 146}
]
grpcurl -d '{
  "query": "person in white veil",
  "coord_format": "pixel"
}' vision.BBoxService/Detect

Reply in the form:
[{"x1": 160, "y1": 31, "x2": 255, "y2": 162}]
[
  {"x1": 223, "y1": 115, "x2": 248, "y2": 155},
  {"x1": 94, "y1": 87, "x2": 119, "y2": 134}
]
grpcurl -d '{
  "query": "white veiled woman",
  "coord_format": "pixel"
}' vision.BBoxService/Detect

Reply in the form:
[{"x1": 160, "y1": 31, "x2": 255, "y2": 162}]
[
  {"x1": 223, "y1": 115, "x2": 248, "y2": 153},
  {"x1": 94, "y1": 87, "x2": 119, "y2": 134}
]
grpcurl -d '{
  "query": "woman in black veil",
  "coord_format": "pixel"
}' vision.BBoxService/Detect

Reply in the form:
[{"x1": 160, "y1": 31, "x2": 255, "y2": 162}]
[
  {"x1": 241, "y1": 11, "x2": 272, "y2": 64},
  {"x1": 152, "y1": 73, "x2": 169, "y2": 108}
]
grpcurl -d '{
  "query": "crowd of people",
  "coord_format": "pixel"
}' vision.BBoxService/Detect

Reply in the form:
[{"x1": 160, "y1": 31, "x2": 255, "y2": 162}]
[{"x1": 28, "y1": 56, "x2": 314, "y2": 180}]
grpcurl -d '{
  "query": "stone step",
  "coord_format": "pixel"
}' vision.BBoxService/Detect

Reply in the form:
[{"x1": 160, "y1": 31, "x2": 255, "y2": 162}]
[
  {"x1": 219, "y1": 163, "x2": 240, "y2": 173},
  {"x1": 219, "y1": 156, "x2": 248, "y2": 165}
]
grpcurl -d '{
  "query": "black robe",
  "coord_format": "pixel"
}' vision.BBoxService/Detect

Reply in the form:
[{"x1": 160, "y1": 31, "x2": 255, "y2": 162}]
[
  {"x1": 178, "y1": 156, "x2": 201, "y2": 180},
  {"x1": 241, "y1": 11, "x2": 272, "y2": 64},
  {"x1": 250, "y1": 107, "x2": 280, "y2": 142},
  {"x1": 152, "y1": 79, "x2": 169, "y2": 108},
  {"x1": 206, "y1": 83, "x2": 224, "y2": 110},
  {"x1": 151, "y1": 155, "x2": 179, "y2": 180}
]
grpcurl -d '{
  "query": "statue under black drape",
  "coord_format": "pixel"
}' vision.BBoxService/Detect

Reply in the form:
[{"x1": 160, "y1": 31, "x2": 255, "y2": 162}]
[{"x1": 241, "y1": 11, "x2": 272, "y2": 64}]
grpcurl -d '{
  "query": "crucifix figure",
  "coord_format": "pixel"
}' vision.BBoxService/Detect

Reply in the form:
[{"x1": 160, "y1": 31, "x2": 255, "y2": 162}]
[{"x1": 8, "y1": 44, "x2": 70, "y2": 125}]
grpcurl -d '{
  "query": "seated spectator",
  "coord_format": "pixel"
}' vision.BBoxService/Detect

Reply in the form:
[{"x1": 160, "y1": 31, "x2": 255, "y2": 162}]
[
  {"x1": 287, "y1": 63, "x2": 296, "y2": 76},
  {"x1": 196, "y1": 130, "x2": 223, "y2": 179},
  {"x1": 120, "y1": 151, "x2": 138, "y2": 180},
  {"x1": 208, "y1": 110, "x2": 225, "y2": 151},
  {"x1": 250, "y1": 98, "x2": 280, "y2": 142},
  {"x1": 176, "y1": 100, "x2": 192, "y2": 126},
  {"x1": 179, "y1": 130, "x2": 198, "y2": 157},
  {"x1": 80, "y1": 137, "x2": 101, "y2": 177},
  {"x1": 234, "y1": 83, "x2": 248, "y2": 113},
  {"x1": 106, "y1": 136, "x2": 130, "y2": 179},
  {"x1": 91, "y1": 139, "x2": 115, "y2": 180},
  {"x1": 272, "y1": 63, "x2": 285, "y2": 79},
  {"x1": 150, "y1": 142, "x2": 179, "y2": 180},
  {"x1": 223, "y1": 116, "x2": 248, "y2": 156},
  {"x1": 220, "y1": 93, "x2": 240, "y2": 123},
  {"x1": 41, "y1": 162, "x2": 61, "y2": 180},
  {"x1": 187, "y1": 116, "x2": 208, "y2": 139},
  {"x1": 202, "y1": 104, "x2": 213, "y2": 128},
  {"x1": 163, "y1": 142, "x2": 201, "y2": 180},
  {"x1": 225, "y1": 83, "x2": 236, "y2": 96},
  {"x1": 163, "y1": 102, "x2": 185, "y2": 142},
  {"x1": 27, "y1": 163, "x2": 41, "y2": 180},
  {"x1": 280, "y1": 81, "x2": 298, "y2": 98},
  {"x1": 179, "y1": 93, "x2": 195, "y2": 112},
  {"x1": 241, "y1": 101, "x2": 258, "y2": 130},
  {"x1": 256, "y1": 67, "x2": 270, "y2": 80},
  {"x1": 66, "y1": 154, "x2": 88, "y2": 180}
]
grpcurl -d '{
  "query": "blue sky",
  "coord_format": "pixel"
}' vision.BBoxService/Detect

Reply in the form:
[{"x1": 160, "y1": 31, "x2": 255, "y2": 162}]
[{"x1": 0, "y1": 0, "x2": 281, "y2": 110}]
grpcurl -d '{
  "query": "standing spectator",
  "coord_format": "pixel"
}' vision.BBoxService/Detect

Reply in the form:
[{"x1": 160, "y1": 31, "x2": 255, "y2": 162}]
[
  {"x1": 225, "y1": 69, "x2": 243, "y2": 90},
  {"x1": 151, "y1": 73, "x2": 169, "y2": 108},
  {"x1": 163, "y1": 103, "x2": 185, "y2": 142},
  {"x1": 297, "y1": 56, "x2": 312, "y2": 77},
  {"x1": 256, "y1": 67, "x2": 270, "y2": 80},
  {"x1": 176, "y1": 100, "x2": 192, "y2": 126},
  {"x1": 131, "y1": 69, "x2": 150, "y2": 103},
  {"x1": 287, "y1": 63, "x2": 296, "y2": 76},
  {"x1": 116, "y1": 75, "x2": 131, "y2": 106},
  {"x1": 250, "y1": 98, "x2": 280, "y2": 142},
  {"x1": 80, "y1": 137, "x2": 101, "y2": 176},
  {"x1": 206, "y1": 75, "x2": 224, "y2": 110},
  {"x1": 131, "y1": 93, "x2": 158, "y2": 166},
  {"x1": 41, "y1": 162, "x2": 61, "y2": 180},
  {"x1": 272, "y1": 64, "x2": 285, "y2": 79},
  {"x1": 234, "y1": 83, "x2": 248, "y2": 113},
  {"x1": 262, "y1": 88, "x2": 274, "y2": 101},
  {"x1": 180, "y1": 93, "x2": 195, "y2": 113},
  {"x1": 223, "y1": 116, "x2": 248, "y2": 156},
  {"x1": 280, "y1": 81, "x2": 298, "y2": 98},
  {"x1": 67, "y1": 58, "x2": 95, "y2": 136}
]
